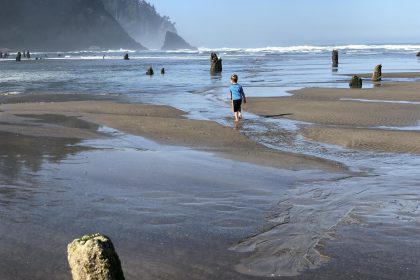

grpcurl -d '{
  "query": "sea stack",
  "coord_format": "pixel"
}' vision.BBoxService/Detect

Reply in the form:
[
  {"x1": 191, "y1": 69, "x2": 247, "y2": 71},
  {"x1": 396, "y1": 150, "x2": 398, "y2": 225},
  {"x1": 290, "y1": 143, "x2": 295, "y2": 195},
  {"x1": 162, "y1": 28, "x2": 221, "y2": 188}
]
[
  {"x1": 372, "y1": 64, "x2": 382, "y2": 82},
  {"x1": 210, "y1": 53, "x2": 222, "y2": 73},
  {"x1": 161, "y1": 31, "x2": 196, "y2": 51},
  {"x1": 16, "y1": 52, "x2": 22, "y2": 62},
  {"x1": 67, "y1": 234, "x2": 125, "y2": 280},
  {"x1": 349, "y1": 75, "x2": 363, "y2": 88},
  {"x1": 27, "y1": 51, "x2": 30, "y2": 59},
  {"x1": 332, "y1": 49, "x2": 339, "y2": 67},
  {"x1": 161, "y1": 68, "x2": 165, "y2": 74},
  {"x1": 124, "y1": 53, "x2": 129, "y2": 60}
]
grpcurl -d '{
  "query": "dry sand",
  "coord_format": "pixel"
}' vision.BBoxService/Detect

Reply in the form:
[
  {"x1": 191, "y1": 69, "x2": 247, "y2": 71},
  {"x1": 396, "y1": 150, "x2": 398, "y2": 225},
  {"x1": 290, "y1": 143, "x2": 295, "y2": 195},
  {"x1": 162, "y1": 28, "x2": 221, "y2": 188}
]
[
  {"x1": 247, "y1": 78, "x2": 420, "y2": 154},
  {"x1": 0, "y1": 101, "x2": 343, "y2": 171}
]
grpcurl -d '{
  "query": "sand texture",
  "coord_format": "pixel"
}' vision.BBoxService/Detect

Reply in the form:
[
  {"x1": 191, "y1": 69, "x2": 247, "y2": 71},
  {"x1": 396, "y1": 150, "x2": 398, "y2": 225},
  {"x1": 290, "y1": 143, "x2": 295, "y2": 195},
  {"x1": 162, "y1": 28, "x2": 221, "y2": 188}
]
[
  {"x1": 247, "y1": 80, "x2": 420, "y2": 154},
  {"x1": 0, "y1": 101, "x2": 342, "y2": 171}
]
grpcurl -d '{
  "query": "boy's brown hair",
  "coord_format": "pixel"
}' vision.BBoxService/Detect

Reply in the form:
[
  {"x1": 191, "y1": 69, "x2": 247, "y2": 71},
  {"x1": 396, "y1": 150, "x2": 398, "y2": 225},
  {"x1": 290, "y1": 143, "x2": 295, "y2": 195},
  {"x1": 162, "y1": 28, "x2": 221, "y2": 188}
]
[{"x1": 230, "y1": 74, "x2": 238, "y2": 83}]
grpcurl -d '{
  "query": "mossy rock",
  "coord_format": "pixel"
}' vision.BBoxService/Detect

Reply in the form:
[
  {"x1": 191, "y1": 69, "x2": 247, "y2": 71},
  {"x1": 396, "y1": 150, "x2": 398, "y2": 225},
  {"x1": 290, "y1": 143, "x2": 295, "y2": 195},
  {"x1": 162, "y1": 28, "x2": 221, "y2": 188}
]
[{"x1": 67, "y1": 233, "x2": 125, "y2": 280}]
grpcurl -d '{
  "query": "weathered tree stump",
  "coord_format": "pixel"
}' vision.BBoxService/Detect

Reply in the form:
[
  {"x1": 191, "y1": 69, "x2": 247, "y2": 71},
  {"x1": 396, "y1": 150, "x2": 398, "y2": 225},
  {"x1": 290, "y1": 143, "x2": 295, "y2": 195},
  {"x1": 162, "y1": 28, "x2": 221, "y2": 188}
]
[
  {"x1": 210, "y1": 53, "x2": 222, "y2": 73},
  {"x1": 67, "y1": 234, "x2": 125, "y2": 280},
  {"x1": 16, "y1": 52, "x2": 22, "y2": 62},
  {"x1": 146, "y1": 66, "x2": 154, "y2": 75},
  {"x1": 349, "y1": 75, "x2": 363, "y2": 88},
  {"x1": 332, "y1": 49, "x2": 339, "y2": 67},
  {"x1": 372, "y1": 64, "x2": 382, "y2": 82}
]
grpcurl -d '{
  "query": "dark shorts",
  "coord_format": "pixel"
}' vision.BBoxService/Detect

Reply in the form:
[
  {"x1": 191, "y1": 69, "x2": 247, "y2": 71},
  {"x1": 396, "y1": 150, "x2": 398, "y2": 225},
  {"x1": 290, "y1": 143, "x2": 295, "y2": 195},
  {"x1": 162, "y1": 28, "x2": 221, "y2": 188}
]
[{"x1": 233, "y1": 99, "x2": 242, "y2": 112}]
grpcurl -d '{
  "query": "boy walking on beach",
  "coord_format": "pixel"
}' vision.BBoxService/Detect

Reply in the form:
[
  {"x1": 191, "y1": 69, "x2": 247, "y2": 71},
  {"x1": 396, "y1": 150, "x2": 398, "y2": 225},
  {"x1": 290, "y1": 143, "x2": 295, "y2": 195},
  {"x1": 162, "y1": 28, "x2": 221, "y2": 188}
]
[{"x1": 229, "y1": 74, "x2": 246, "y2": 122}]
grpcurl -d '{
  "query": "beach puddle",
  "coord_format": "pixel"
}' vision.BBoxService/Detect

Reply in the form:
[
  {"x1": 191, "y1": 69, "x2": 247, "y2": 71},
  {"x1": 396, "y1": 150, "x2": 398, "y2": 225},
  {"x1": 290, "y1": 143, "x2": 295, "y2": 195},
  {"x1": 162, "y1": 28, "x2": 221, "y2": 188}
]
[{"x1": 0, "y1": 131, "x2": 92, "y2": 184}]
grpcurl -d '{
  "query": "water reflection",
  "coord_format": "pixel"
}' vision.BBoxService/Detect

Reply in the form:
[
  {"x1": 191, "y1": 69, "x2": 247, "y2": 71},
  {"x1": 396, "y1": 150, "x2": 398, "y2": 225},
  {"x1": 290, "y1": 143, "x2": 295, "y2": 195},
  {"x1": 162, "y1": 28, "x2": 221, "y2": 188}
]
[
  {"x1": 0, "y1": 131, "x2": 91, "y2": 185},
  {"x1": 0, "y1": 114, "x2": 100, "y2": 185}
]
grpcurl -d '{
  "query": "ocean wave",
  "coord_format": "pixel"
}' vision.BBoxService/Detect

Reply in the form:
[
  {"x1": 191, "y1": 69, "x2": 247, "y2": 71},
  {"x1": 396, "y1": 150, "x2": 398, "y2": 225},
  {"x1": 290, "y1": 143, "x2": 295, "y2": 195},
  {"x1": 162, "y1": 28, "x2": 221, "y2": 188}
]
[
  {"x1": 14, "y1": 44, "x2": 420, "y2": 58},
  {"x1": 198, "y1": 44, "x2": 420, "y2": 54},
  {"x1": 0, "y1": 91, "x2": 22, "y2": 96}
]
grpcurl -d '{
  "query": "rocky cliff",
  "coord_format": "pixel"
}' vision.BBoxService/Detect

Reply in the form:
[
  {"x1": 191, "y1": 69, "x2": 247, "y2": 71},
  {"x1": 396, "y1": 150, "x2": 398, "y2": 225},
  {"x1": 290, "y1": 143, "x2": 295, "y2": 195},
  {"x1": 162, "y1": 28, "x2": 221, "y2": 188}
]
[
  {"x1": 101, "y1": 0, "x2": 191, "y2": 49},
  {"x1": 0, "y1": 0, "x2": 145, "y2": 51}
]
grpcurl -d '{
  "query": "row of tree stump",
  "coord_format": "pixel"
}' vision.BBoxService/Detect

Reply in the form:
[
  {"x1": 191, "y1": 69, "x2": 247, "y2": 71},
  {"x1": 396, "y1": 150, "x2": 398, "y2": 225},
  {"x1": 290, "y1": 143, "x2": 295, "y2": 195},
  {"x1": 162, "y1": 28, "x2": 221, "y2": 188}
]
[{"x1": 332, "y1": 49, "x2": 384, "y2": 88}]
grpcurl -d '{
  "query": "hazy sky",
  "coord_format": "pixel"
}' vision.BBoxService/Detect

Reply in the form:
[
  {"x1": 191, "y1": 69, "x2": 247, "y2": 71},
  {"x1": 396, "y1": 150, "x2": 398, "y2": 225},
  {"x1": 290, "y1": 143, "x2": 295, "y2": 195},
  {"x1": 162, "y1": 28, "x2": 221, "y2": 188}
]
[{"x1": 147, "y1": 0, "x2": 420, "y2": 48}]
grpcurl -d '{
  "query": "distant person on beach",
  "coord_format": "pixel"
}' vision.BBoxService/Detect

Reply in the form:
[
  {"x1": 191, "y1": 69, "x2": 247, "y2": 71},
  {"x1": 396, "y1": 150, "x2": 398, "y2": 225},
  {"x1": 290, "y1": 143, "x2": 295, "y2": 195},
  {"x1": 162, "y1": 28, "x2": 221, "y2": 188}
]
[{"x1": 229, "y1": 74, "x2": 246, "y2": 122}]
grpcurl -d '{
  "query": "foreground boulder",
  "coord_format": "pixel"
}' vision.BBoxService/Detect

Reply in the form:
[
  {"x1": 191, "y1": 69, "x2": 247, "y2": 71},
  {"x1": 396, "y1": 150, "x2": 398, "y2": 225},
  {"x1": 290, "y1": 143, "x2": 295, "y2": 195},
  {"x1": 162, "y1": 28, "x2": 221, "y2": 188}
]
[
  {"x1": 67, "y1": 233, "x2": 125, "y2": 280},
  {"x1": 210, "y1": 53, "x2": 222, "y2": 73},
  {"x1": 372, "y1": 64, "x2": 382, "y2": 82},
  {"x1": 332, "y1": 49, "x2": 339, "y2": 67},
  {"x1": 349, "y1": 75, "x2": 363, "y2": 88}
]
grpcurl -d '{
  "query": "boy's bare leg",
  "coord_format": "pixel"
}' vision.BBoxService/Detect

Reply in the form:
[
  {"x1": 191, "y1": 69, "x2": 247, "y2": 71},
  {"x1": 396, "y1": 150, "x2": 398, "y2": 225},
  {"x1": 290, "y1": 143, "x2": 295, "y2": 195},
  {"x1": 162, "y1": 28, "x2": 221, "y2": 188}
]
[{"x1": 234, "y1": 111, "x2": 240, "y2": 122}]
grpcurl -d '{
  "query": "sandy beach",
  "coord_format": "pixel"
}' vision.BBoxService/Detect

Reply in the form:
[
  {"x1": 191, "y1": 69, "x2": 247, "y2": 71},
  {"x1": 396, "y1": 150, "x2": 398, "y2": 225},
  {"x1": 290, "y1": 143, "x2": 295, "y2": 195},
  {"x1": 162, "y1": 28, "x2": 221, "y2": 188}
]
[
  {"x1": 1, "y1": 76, "x2": 420, "y2": 279},
  {"x1": 0, "y1": 98, "x2": 349, "y2": 279},
  {"x1": 247, "y1": 76, "x2": 420, "y2": 154},
  {"x1": 0, "y1": 101, "x2": 343, "y2": 171}
]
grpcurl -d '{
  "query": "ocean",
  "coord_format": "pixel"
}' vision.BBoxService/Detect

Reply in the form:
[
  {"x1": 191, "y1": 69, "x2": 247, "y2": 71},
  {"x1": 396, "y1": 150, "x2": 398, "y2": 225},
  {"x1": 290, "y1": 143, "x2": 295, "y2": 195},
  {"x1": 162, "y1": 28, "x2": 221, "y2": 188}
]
[{"x1": 1, "y1": 44, "x2": 420, "y2": 279}]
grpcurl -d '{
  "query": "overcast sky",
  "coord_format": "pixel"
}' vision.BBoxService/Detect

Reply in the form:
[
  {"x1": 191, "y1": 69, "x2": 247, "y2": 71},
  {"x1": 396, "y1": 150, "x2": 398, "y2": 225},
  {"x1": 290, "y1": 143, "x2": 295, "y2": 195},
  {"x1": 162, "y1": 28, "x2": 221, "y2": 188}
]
[{"x1": 147, "y1": 0, "x2": 420, "y2": 48}]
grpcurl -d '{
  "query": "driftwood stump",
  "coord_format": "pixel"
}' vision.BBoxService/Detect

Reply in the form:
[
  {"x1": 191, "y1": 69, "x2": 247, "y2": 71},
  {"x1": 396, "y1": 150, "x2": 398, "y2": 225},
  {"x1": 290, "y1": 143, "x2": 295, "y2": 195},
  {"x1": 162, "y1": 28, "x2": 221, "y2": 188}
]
[
  {"x1": 210, "y1": 53, "x2": 222, "y2": 73},
  {"x1": 372, "y1": 64, "x2": 382, "y2": 82},
  {"x1": 349, "y1": 75, "x2": 363, "y2": 88},
  {"x1": 67, "y1": 234, "x2": 125, "y2": 280},
  {"x1": 146, "y1": 66, "x2": 154, "y2": 75},
  {"x1": 332, "y1": 49, "x2": 339, "y2": 67}
]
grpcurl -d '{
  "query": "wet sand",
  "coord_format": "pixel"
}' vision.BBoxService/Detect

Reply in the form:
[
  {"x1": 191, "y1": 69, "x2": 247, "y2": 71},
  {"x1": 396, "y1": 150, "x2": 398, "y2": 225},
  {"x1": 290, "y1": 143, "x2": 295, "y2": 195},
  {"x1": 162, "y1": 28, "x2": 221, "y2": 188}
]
[
  {"x1": 0, "y1": 101, "x2": 343, "y2": 171},
  {"x1": 247, "y1": 78, "x2": 420, "y2": 154},
  {"x1": 0, "y1": 77, "x2": 420, "y2": 279},
  {"x1": 0, "y1": 109, "x2": 346, "y2": 279}
]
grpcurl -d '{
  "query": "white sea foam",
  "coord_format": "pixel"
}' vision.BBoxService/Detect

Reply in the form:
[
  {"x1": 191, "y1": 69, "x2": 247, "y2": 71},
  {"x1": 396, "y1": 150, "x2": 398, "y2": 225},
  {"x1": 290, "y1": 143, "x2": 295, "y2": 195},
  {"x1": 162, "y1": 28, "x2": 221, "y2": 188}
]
[
  {"x1": 0, "y1": 91, "x2": 21, "y2": 96},
  {"x1": 198, "y1": 44, "x2": 420, "y2": 54},
  {"x1": 19, "y1": 44, "x2": 420, "y2": 59}
]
